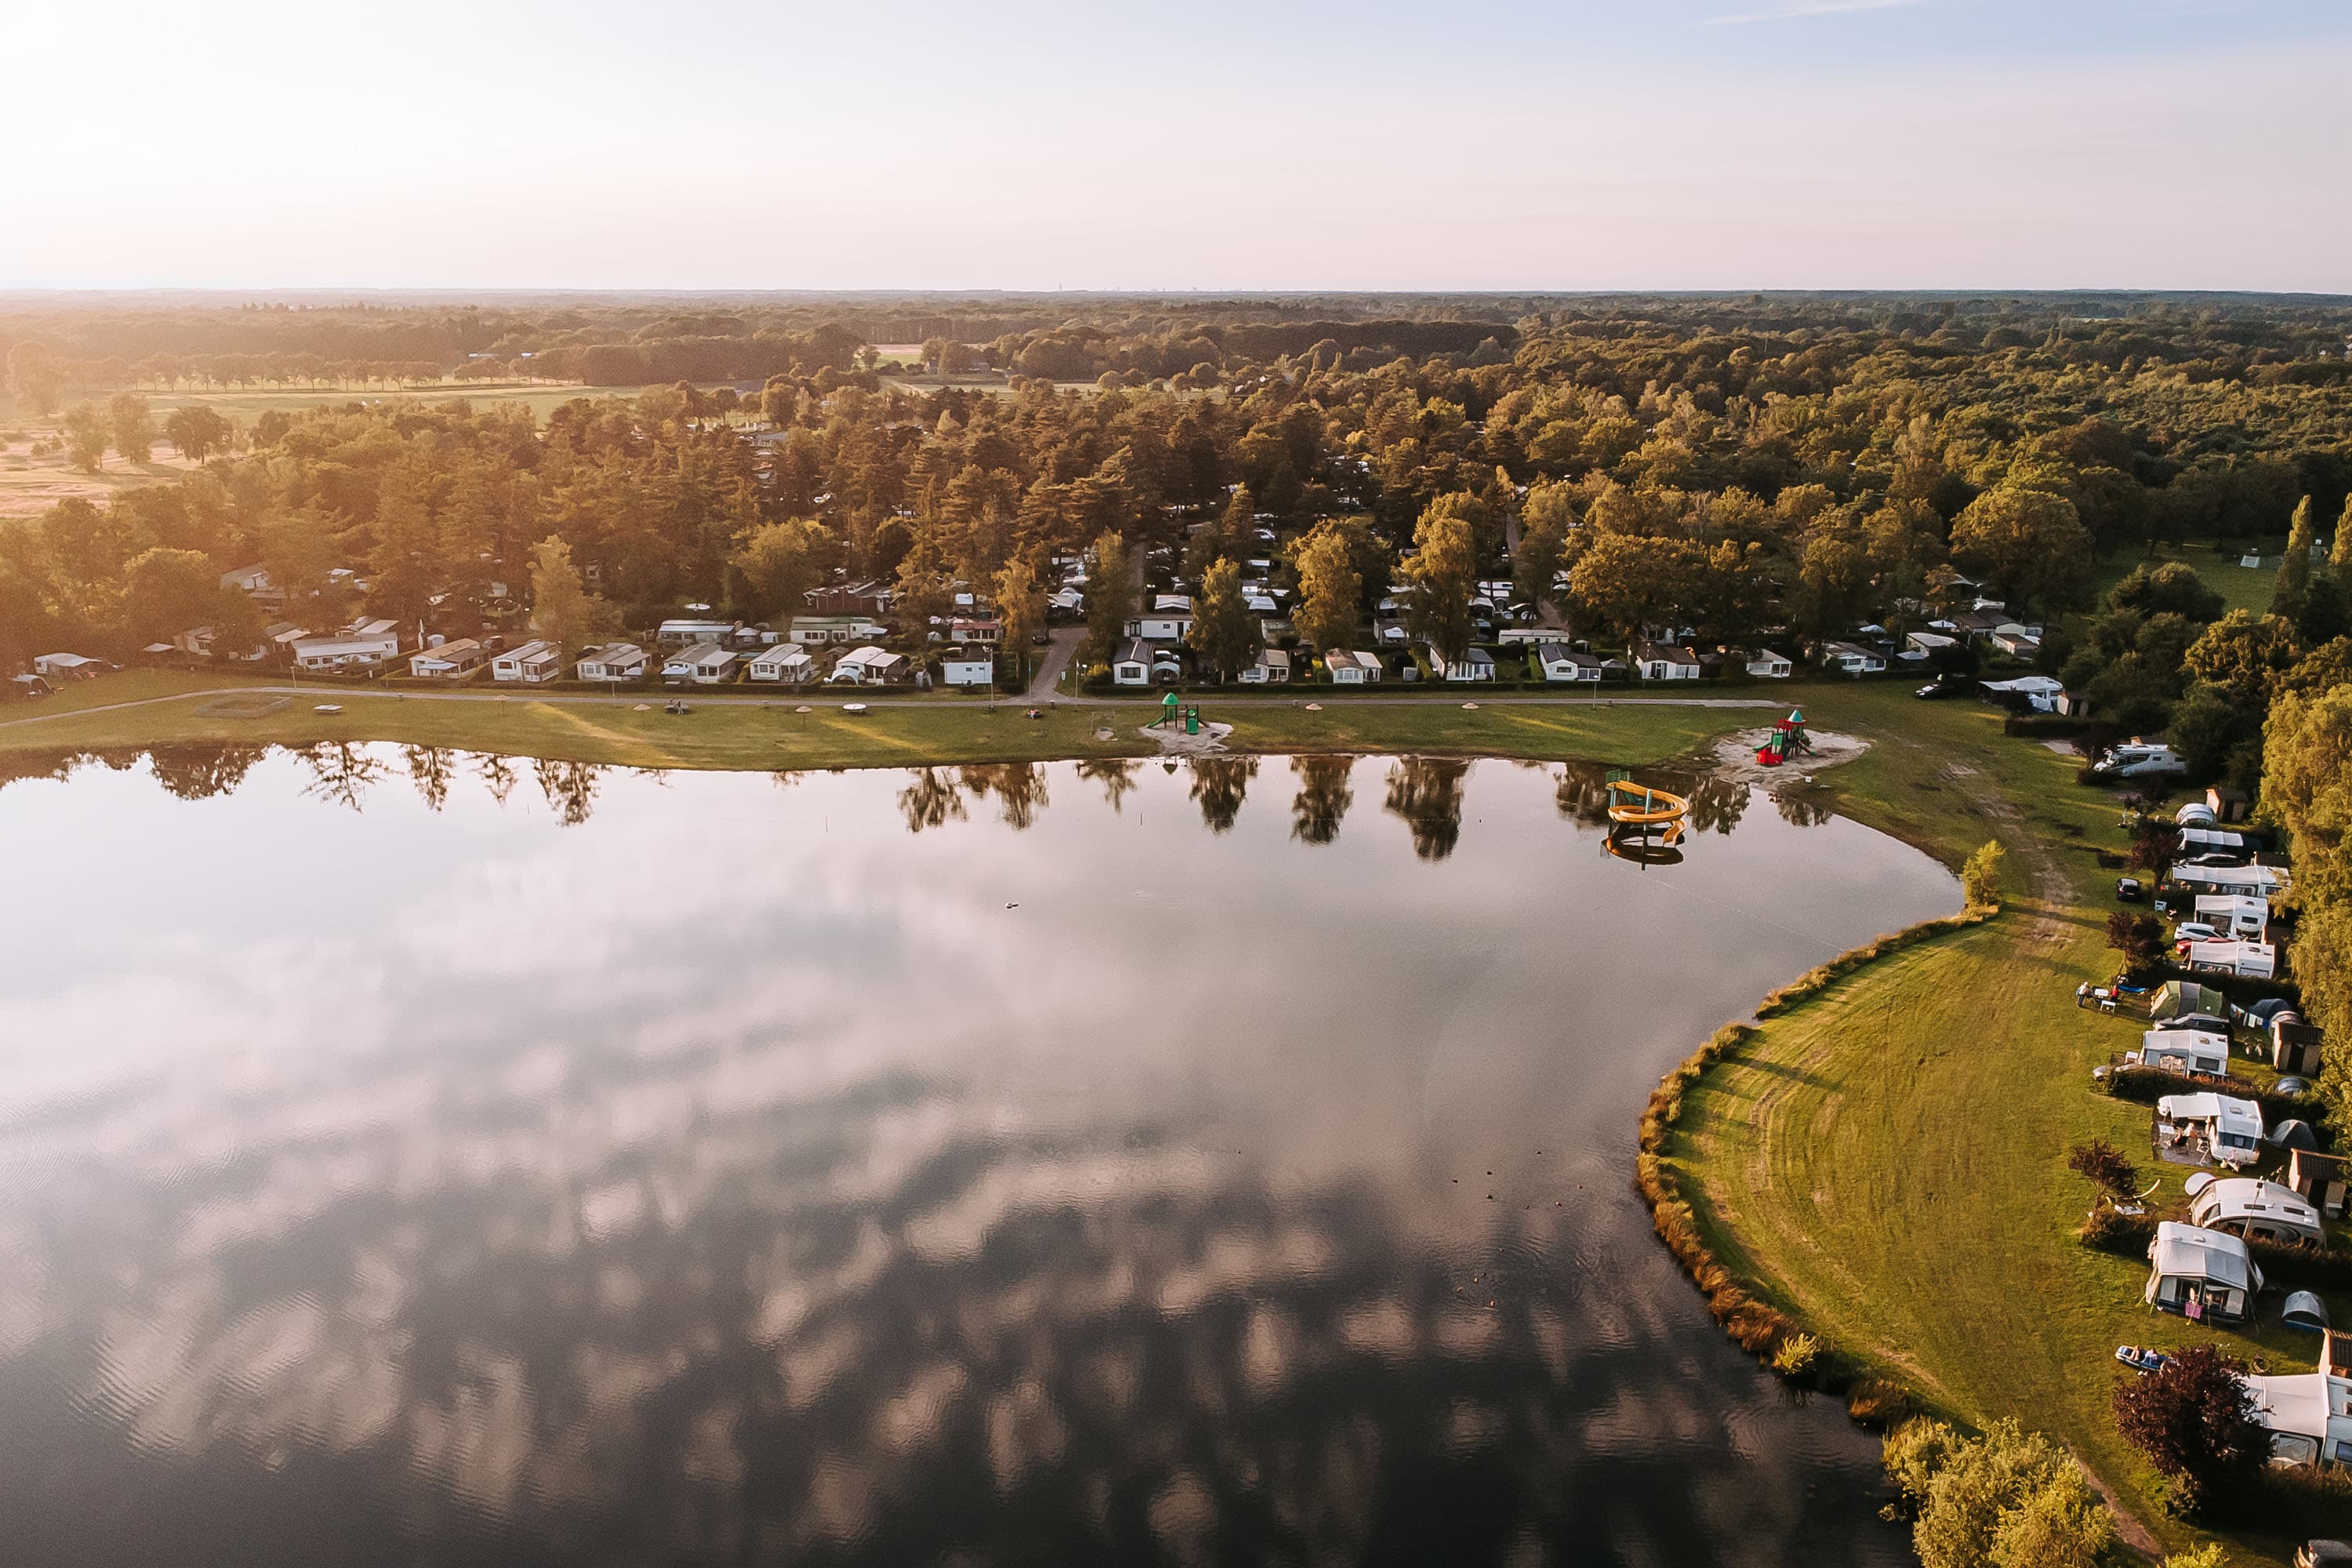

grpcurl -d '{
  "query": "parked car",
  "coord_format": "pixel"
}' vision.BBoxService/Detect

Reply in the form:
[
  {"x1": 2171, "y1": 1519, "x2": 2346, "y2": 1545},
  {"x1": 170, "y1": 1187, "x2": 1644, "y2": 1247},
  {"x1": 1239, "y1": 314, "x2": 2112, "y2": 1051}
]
[
  {"x1": 2172, "y1": 921, "x2": 2221, "y2": 943},
  {"x1": 1031, "y1": 630, "x2": 1051, "y2": 645},
  {"x1": 2296, "y1": 1543, "x2": 2352, "y2": 1568},
  {"x1": 2115, "y1": 877, "x2": 2143, "y2": 902},
  {"x1": 1915, "y1": 674, "x2": 1969, "y2": 699}
]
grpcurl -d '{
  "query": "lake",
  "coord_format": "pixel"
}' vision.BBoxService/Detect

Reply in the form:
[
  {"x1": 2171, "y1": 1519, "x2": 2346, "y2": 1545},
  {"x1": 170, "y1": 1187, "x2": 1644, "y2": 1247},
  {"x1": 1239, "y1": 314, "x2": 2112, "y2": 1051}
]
[{"x1": 0, "y1": 744, "x2": 1956, "y2": 1566}]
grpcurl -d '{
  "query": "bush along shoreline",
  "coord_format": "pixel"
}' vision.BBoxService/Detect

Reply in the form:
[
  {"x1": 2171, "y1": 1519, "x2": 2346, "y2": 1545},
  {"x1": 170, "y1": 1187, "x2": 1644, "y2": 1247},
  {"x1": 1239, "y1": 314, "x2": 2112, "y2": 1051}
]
[{"x1": 1633, "y1": 896, "x2": 2000, "y2": 1429}]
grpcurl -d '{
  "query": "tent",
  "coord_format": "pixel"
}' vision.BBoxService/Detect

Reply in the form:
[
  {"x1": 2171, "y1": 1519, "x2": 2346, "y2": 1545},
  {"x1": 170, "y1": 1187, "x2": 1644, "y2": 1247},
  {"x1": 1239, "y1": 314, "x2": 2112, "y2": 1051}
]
[
  {"x1": 2152, "y1": 980, "x2": 2227, "y2": 1021},
  {"x1": 2282, "y1": 1292, "x2": 2330, "y2": 1334}
]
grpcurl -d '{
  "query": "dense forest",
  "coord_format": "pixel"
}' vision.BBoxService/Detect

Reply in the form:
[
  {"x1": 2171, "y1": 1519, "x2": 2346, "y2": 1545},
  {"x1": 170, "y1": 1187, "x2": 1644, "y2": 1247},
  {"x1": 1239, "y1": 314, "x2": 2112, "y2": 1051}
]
[{"x1": 7, "y1": 289, "x2": 2352, "y2": 1114}]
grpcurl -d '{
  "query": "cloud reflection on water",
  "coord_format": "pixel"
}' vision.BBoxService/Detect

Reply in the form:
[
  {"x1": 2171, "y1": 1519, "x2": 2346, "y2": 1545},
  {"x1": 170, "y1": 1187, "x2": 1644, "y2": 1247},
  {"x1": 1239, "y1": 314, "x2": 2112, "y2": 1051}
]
[{"x1": 0, "y1": 747, "x2": 1954, "y2": 1566}]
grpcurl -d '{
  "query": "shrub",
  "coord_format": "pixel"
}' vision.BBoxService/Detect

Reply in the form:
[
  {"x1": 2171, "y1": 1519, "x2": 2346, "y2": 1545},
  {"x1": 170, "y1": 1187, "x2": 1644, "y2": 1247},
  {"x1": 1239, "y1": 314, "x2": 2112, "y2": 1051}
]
[
  {"x1": 1771, "y1": 1331, "x2": 1820, "y2": 1377},
  {"x1": 2113, "y1": 1344, "x2": 2269, "y2": 1516},
  {"x1": 1848, "y1": 1378, "x2": 1913, "y2": 1430},
  {"x1": 1900, "y1": 1417, "x2": 2117, "y2": 1568},
  {"x1": 2067, "y1": 1138, "x2": 2141, "y2": 1198},
  {"x1": 2078, "y1": 1207, "x2": 2154, "y2": 1255},
  {"x1": 1962, "y1": 840, "x2": 2008, "y2": 909},
  {"x1": 2162, "y1": 1546, "x2": 2229, "y2": 1568}
]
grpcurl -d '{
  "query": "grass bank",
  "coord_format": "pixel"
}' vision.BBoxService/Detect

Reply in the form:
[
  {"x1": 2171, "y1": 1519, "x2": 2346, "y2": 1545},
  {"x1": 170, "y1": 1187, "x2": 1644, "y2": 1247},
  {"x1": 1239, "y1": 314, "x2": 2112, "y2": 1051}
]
[
  {"x1": 0, "y1": 672, "x2": 1751, "y2": 773},
  {"x1": 1659, "y1": 682, "x2": 2334, "y2": 1565}
]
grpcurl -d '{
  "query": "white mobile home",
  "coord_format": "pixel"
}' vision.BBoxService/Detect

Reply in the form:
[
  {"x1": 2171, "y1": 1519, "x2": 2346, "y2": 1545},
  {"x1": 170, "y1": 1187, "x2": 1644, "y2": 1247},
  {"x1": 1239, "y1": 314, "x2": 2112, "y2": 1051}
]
[
  {"x1": 292, "y1": 618, "x2": 402, "y2": 671},
  {"x1": 828, "y1": 645, "x2": 906, "y2": 685},
  {"x1": 1819, "y1": 640, "x2": 1889, "y2": 674},
  {"x1": 1127, "y1": 609, "x2": 1196, "y2": 643},
  {"x1": 937, "y1": 648, "x2": 995, "y2": 688},
  {"x1": 491, "y1": 640, "x2": 563, "y2": 683},
  {"x1": 2243, "y1": 1365, "x2": 2352, "y2": 1469},
  {"x1": 2143, "y1": 1221, "x2": 2259, "y2": 1324},
  {"x1": 2180, "y1": 939, "x2": 2277, "y2": 979},
  {"x1": 1746, "y1": 648, "x2": 1793, "y2": 679},
  {"x1": 1434, "y1": 645, "x2": 1496, "y2": 682},
  {"x1": 576, "y1": 643, "x2": 647, "y2": 682},
  {"x1": 2193, "y1": 894, "x2": 2270, "y2": 937},
  {"x1": 789, "y1": 615, "x2": 888, "y2": 645},
  {"x1": 1537, "y1": 642, "x2": 1602, "y2": 683},
  {"x1": 2137, "y1": 1029, "x2": 2228, "y2": 1077},
  {"x1": 748, "y1": 645, "x2": 817, "y2": 684},
  {"x1": 2187, "y1": 1175, "x2": 2325, "y2": 1245},
  {"x1": 655, "y1": 618, "x2": 735, "y2": 647},
  {"x1": 408, "y1": 638, "x2": 485, "y2": 679},
  {"x1": 2158, "y1": 1091, "x2": 2265, "y2": 1168},
  {"x1": 2170, "y1": 862, "x2": 2288, "y2": 897},
  {"x1": 1111, "y1": 638, "x2": 1152, "y2": 687},
  {"x1": 1323, "y1": 649, "x2": 1380, "y2": 684},
  {"x1": 1633, "y1": 641, "x2": 1700, "y2": 681},
  {"x1": 662, "y1": 642, "x2": 740, "y2": 685},
  {"x1": 1239, "y1": 648, "x2": 1291, "y2": 684}
]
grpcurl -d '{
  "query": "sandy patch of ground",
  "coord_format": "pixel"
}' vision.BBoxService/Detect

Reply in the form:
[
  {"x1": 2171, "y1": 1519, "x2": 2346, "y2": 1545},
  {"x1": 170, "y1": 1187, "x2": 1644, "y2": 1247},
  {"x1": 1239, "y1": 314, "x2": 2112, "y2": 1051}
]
[
  {"x1": 1139, "y1": 720, "x2": 1233, "y2": 755},
  {"x1": 1708, "y1": 727, "x2": 1871, "y2": 787}
]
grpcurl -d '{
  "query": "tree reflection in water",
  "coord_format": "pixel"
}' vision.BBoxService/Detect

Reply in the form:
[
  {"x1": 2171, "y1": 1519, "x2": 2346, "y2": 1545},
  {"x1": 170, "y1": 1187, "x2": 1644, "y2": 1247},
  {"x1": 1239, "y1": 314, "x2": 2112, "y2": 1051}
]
[
  {"x1": 1074, "y1": 757, "x2": 1138, "y2": 815},
  {"x1": 147, "y1": 743, "x2": 266, "y2": 801},
  {"x1": 898, "y1": 766, "x2": 967, "y2": 834},
  {"x1": 1288, "y1": 754, "x2": 1355, "y2": 845},
  {"x1": 958, "y1": 762, "x2": 1049, "y2": 830},
  {"x1": 1186, "y1": 756, "x2": 1256, "y2": 833},
  {"x1": 1382, "y1": 756, "x2": 1471, "y2": 861},
  {"x1": 474, "y1": 751, "x2": 518, "y2": 805},
  {"x1": 532, "y1": 757, "x2": 602, "y2": 827},
  {"x1": 404, "y1": 745, "x2": 453, "y2": 811},
  {"x1": 297, "y1": 742, "x2": 388, "y2": 812}
]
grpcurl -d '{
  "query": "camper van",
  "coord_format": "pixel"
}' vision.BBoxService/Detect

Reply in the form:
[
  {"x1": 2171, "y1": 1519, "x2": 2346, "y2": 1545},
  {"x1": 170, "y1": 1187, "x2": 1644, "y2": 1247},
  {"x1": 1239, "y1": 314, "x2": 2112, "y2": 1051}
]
[{"x1": 2095, "y1": 742, "x2": 2187, "y2": 779}]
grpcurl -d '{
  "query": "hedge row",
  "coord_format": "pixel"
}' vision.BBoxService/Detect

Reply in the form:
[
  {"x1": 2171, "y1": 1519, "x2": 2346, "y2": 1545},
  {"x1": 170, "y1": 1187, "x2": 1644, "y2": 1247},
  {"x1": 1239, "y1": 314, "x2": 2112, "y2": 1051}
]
[
  {"x1": 2102, "y1": 1064, "x2": 2315, "y2": 1129},
  {"x1": 1632, "y1": 898, "x2": 1999, "y2": 1427},
  {"x1": 2081, "y1": 1208, "x2": 2352, "y2": 1292}
]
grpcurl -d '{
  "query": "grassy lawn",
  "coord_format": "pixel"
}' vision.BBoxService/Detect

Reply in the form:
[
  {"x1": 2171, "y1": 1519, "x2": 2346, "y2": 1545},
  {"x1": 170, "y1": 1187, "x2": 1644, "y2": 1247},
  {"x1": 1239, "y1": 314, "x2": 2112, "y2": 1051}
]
[
  {"x1": 2092, "y1": 542, "x2": 2281, "y2": 618},
  {"x1": 1667, "y1": 681, "x2": 2335, "y2": 1564},
  {"x1": 0, "y1": 672, "x2": 1746, "y2": 773}
]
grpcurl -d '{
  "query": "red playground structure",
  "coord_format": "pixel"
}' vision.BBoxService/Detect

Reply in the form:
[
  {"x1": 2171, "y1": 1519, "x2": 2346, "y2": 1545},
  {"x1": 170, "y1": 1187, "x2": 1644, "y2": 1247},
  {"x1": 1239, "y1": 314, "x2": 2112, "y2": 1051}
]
[{"x1": 1755, "y1": 708, "x2": 1814, "y2": 768}]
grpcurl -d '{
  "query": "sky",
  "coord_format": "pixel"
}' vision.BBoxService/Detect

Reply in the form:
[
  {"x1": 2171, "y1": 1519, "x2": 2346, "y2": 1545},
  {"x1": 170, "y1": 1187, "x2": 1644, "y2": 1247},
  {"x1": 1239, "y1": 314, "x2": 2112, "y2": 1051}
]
[{"x1": 4, "y1": 0, "x2": 2347, "y2": 292}]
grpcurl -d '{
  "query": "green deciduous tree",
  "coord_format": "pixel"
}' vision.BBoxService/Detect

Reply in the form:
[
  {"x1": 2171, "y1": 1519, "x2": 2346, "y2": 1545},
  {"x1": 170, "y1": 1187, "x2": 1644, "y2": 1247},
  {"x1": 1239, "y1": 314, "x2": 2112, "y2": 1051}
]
[
  {"x1": 2112, "y1": 1344, "x2": 2268, "y2": 1515},
  {"x1": 108, "y1": 393, "x2": 155, "y2": 465},
  {"x1": 6, "y1": 342, "x2": 64, "y2": 416},
  {"x1": 1402, "y1": 493, "x2": 1480, "y2": 661},
  {"x1": 1083, "y1": 528, "x2": 1134, "y2": 661},
  {"x1": 1188, "y1": 557, "x2": 1258, "y2": 681},
  {"x1": 2274, "y1": 495, "x2": 2316, "y2": 626},
  {"x1": 60, "y1": 403, "x2": 110, "y2": 473},
  {"x1": 1950, "y1": 485, "x2": 2093, "y2": 616},
  {"x1": 162, "y1": 405, "x2": 231, "y2": 463},
  {"x1": 730, "y1": 516, "x2": 831, "y2": 631},
  {"x1": 1962, "y1": 840, "x2": 2006, "y2": 909},
  {"x1": 528, "y1": 535, "x2": 619, "y2": 659},
  {"x1": 1290, "y1": 519, "x2": 1363, "y2": 652},
  {"x1": 1513, "y1": 479, "x2": 1573, "y2": 612},
  {"x1": 121, "y1": 546, "x2": 222, "y2": 643}
]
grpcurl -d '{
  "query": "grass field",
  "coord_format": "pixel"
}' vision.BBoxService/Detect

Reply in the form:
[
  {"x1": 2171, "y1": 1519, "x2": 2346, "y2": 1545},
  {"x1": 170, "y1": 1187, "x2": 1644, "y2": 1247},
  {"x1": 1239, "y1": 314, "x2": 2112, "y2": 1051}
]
[
  {"x1": 2092, "y1": 541, "x2": 2282, "y2": 618},
  {"x1": 1665, "y1": 682, "x2": 2332, "y2": 1565},
  {"x1": 0, "y1": 671, "x2": 1748, "y2": 774}
]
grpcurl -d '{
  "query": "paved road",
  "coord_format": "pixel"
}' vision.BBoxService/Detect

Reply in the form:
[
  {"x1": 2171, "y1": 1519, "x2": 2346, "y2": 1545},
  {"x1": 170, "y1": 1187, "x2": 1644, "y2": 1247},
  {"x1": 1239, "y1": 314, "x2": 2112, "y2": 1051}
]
[
  {"x1": 1022, "y1": 626, "x2": 1086, "y2": 697},
  {"x1": 0, "y1": 683, "x2": 1786, "y2": 732}
]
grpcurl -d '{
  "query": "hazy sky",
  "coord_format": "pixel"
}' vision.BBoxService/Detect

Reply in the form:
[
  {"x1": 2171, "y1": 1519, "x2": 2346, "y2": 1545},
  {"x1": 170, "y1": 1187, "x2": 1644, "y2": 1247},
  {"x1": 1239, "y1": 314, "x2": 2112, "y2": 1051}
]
[{"x1": 7, "y1": 0, "x2": 2347, "y2": 292}]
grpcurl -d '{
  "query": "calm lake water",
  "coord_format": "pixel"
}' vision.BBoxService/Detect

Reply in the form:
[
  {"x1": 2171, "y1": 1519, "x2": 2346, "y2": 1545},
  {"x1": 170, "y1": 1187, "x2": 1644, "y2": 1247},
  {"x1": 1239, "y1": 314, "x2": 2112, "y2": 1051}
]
[{"x1": 0, "y1": 745, "x2": 1955, "y2": 1567}]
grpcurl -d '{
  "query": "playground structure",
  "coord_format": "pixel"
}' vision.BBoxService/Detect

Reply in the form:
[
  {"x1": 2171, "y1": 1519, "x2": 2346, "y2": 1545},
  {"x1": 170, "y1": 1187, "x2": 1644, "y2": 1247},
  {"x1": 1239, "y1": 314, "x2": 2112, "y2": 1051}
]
[
  {"x1": 1605, "y1": 768, "x2": 1689, "y2": 857},
  {"x1": 1159, "y1": 690, "x2": 1202, "y2": 735},
  {"x1": 1755, "y1": 708, "x2": 1815, "y2": 768}
]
